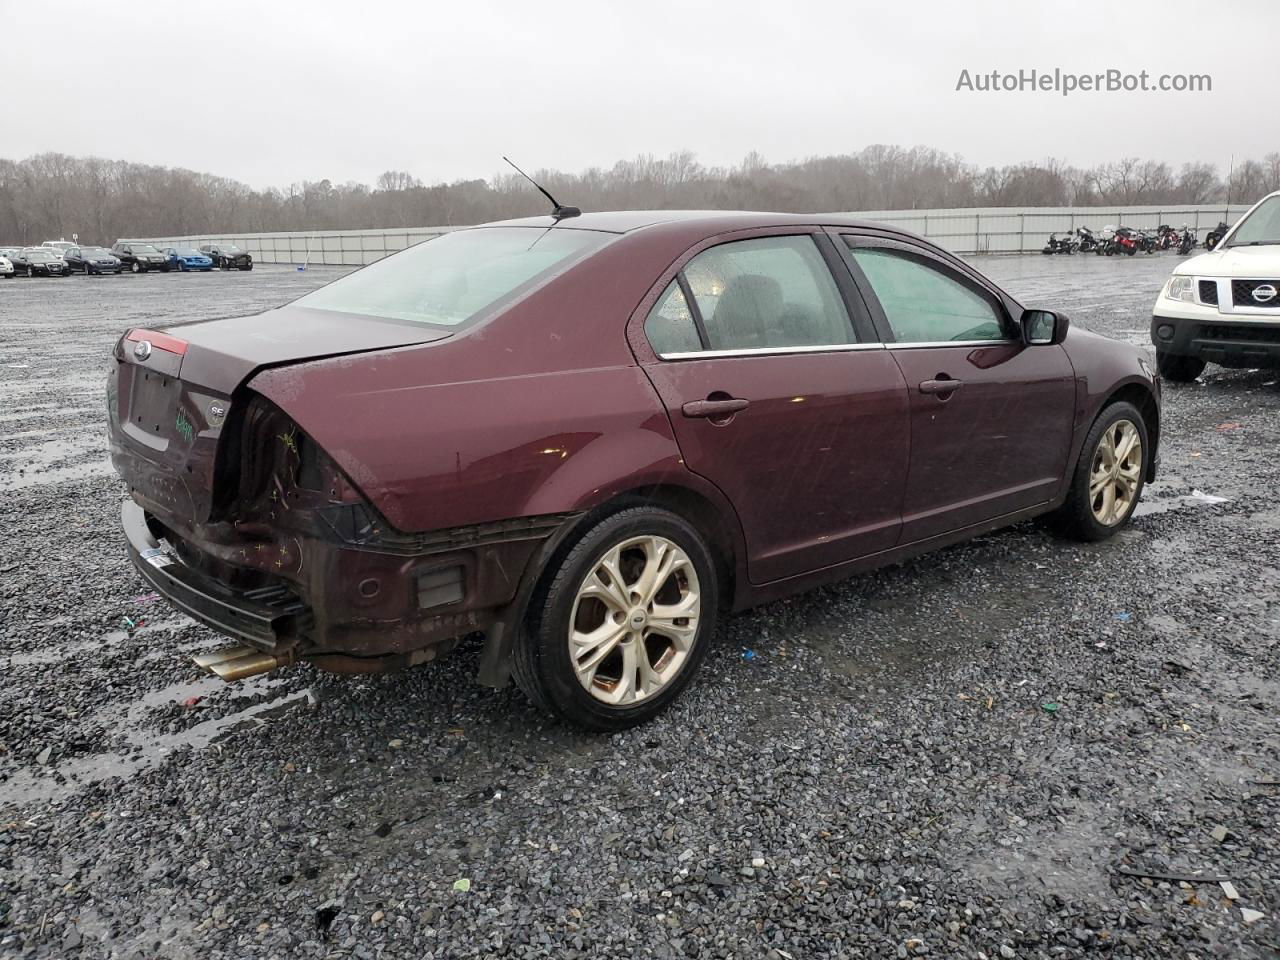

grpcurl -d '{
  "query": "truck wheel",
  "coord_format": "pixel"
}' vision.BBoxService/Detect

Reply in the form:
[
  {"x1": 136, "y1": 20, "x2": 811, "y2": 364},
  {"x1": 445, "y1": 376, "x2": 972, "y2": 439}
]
[
  {"x1": 1049, "y1": 401, "x2": 1149, "y2": 542},
  {"x1": 513, "y1": 507, "x2": 720, "y2": 731},
  {"x1": 1156, "y1": 351, "x2": 1206, "y2": 383}
]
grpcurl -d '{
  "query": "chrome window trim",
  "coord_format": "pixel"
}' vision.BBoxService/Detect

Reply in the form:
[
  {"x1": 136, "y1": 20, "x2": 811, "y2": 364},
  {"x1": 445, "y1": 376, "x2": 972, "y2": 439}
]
[
  {"x1": 658, "y1": 342, "x2": 887, "y2": 361},
  {"x1": 887, "y1": 338, "x2": 1018, "y2": 350}
]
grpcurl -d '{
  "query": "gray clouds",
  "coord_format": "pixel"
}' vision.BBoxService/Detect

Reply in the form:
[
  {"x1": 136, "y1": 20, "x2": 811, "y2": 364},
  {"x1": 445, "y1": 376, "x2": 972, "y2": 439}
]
[{"x1": 4, "y1": 0, "x2": 1273, "y2": 187}]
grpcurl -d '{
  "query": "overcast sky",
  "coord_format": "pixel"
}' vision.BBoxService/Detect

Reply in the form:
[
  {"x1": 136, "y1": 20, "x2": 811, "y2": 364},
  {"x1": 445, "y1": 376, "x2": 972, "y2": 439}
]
[{"x1": 5, "y1": 0, "x2": 1274, "y2": 188}]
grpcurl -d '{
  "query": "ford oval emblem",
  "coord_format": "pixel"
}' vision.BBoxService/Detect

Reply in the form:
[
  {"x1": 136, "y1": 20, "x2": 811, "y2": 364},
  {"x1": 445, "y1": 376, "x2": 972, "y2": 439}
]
[
  {"x1": 1252, "y1": 283, "x2": 1277, "y2": 303},
  {"x1": 133, "y1": 340, "x2": 152, "y2": 361}
]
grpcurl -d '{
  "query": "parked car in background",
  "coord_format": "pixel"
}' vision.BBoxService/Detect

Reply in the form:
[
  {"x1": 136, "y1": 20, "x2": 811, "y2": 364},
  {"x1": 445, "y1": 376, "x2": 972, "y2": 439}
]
[
  {"x1": 162, "y1": 247, "x2": 215, "y2": 271},
  {"x1": 0, "y1": 255, "x2": 13, "y2": 278},
  {"x1": 0, "y1": 247, "x2": 24, "y2": 261},
  {"x1": 199, "y1": 242, "x2": 253, "y2": 270},
  {"x1": 63, "y1": 246, "x2": 123, "y2": 275},
  {"x1": 109, "y1": 211, "x2": 1161, "y2": 730},
  {"x1": 111, "y1": 242, "x2": 171, "y2": 273},
  {"x1": 41, "y1": 240, "x2": 76, "y2": 258},
  {"x1": 1153, "y1": 191, "x2": 1280, "y2": 379},
  {"x1": 12, "y1": 248, "x2": 69, "y2": 277}
]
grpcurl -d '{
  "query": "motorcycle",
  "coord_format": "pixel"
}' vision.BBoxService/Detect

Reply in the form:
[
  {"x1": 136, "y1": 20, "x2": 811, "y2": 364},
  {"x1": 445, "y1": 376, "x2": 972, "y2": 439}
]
[
  {"x1": 1136, "y1": 229, "x2": 1159, "y2": 254},
  {"x1": 1177, "y1": 225, "x2": 1196, "y2": 255},
  {"x1": 1205, "y1": 221, "x2": 1229, "y2": 250},
  {"x1": 1095, "y1": 226, "x2": 1116, "y2": 255},
  {"x1": 1155, "y1": 224, "x2": 1180, "y2": 251},
  {"x1": 1075, "y1": 226, "x2": 1099, "y2": 253},
  {"x1": 1110, "y1": 226, "x2": 1140, "y2": 256},
  {"x1": 1041, "y1": 232, "x2": 1079, "y2": 255}
]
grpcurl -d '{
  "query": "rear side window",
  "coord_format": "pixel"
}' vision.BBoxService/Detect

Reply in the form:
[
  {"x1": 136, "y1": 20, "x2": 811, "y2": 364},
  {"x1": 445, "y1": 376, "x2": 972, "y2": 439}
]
[
  {"x1": 295, "y1": 227, "x2": 610, "y2": 327},
  {"x1": 644, "y1": 282, "x2": 702, "y2": 355},
  {"x1": 643, "y1": 235, "x2": 858, "y2": 357},
  {"x1": 685, "y1": 236, "x2": 852, "y2": 351},
  {"x1": 847, "y1": 246, "x2": 1006, "y2": 344}
]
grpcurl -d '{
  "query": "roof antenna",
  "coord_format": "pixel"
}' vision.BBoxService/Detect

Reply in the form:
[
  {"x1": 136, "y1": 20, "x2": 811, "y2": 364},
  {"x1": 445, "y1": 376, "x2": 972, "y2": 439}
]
[{"x1": 503, "y1": 157, "x2": 580, "y2": 221}]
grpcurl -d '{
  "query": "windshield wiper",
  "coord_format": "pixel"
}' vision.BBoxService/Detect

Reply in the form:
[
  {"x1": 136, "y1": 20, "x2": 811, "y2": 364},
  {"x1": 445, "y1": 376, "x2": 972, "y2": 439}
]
[{"x1": 1226, "y1": 240, "x2": 1280, "y2": 247}]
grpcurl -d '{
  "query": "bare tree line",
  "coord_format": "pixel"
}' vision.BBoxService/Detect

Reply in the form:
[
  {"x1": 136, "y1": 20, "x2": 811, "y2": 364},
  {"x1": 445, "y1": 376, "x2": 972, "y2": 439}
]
[{"x1": 2, "y1": 147, "x2": 1278, "y2": 246}]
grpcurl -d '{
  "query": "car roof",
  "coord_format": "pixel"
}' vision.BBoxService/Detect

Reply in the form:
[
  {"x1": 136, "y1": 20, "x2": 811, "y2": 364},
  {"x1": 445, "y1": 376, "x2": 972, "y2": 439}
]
[{"x1": 478, "y1": 209, "x2": 900, "y2": 235}]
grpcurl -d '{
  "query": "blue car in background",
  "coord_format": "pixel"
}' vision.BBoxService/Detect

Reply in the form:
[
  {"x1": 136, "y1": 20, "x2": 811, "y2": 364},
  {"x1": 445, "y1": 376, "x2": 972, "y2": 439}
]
[{"x1": 162, "y1": 247, "x2": 215, "y2": 271}]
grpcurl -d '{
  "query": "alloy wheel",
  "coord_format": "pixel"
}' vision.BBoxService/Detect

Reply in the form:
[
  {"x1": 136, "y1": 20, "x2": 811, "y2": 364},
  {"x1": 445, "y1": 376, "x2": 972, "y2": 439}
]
[
  {"x1": 568, "y1": 535, "x2": 700, "y2": 706},
  {"x1": 1089, "y1": 419, "x2": 1143, "y2": 525}
]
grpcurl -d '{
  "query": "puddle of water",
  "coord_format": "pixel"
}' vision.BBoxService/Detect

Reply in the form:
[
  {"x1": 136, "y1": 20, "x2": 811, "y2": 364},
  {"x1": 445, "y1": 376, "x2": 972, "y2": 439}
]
[
  {"x1": 1134, "y1": 489, "x2": 1230, "y2": 518},
  {"x1": 0, "y1": 456, "x2": 113, "y2": 489},
  {"x1": 1, "y1": 616, "x2": 189, "y2": 667},
  {"x1": 0, "y1": 672, "x2": 303, "y2": 810}
]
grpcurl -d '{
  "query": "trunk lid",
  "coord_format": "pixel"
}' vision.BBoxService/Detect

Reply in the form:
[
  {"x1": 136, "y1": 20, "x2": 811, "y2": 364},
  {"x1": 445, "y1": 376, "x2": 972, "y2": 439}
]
[{"x1": 108, "y1": 306, "x2": 448, "y2": 524}]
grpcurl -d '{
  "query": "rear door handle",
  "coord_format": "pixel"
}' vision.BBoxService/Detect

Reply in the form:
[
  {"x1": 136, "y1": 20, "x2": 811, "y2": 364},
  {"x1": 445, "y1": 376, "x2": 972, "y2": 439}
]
[
  {"x1": 682, "y1": 398, "x2": 750, "y2": 418},
  {"x1": 918, "y1": 378, "x2": 963, "y2": 396}
]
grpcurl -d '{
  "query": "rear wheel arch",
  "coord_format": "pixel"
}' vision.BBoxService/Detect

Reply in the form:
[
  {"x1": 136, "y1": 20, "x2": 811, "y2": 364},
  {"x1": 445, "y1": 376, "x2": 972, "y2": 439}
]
[{"x1": 538, "y1": 484, "x2": 741, "y2": 612}]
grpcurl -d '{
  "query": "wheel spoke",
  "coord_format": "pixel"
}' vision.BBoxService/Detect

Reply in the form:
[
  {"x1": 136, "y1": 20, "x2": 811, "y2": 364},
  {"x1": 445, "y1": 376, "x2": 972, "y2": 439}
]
[
  {"x1": 607, "y1": 641, "x2": 638, "y2": 705},
  {"x1": 648, "y1": 594, "x2": 699, "y2": 650},
  {"x1": 1114, "y1": 427, "x2": 1138, "y2": 467},
  {"x1": 582, "y1": 547, "x2": 630, "y2": 613},
  {"x1": 1099, "y1": 482, "x2": 1117, "y2": 525},
  {"x1": 571, "y1": 621, "x2": 628, "y2": 682},
  {"x1": 635, "y1": 538, "x2": 682, "y2": 606},
  {"x1": 635, "y1": 646, "x2": 667, "y2": 696}
]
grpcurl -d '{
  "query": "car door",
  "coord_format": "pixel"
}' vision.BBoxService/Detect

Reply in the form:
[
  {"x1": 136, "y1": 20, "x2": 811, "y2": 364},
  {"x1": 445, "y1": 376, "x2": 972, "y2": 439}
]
[
  {"x1": 633, "y1": 229, "x2": 910, "y2": 584},
  {"x1": 835, "y1": 233, "x2": 1075, "y2": 544}
]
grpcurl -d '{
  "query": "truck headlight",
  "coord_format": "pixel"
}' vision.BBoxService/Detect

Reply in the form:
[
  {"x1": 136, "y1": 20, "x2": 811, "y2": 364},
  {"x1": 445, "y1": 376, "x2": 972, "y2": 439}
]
[{"x1": 1166, "y1": 276, "x2": 1195, "y2": 302}]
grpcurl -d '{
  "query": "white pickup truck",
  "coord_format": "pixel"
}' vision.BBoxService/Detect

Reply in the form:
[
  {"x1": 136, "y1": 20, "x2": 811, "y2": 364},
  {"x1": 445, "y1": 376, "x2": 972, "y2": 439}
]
[{"x1": 1151, "y1": 191, "x2": 1280, "y2": 380}]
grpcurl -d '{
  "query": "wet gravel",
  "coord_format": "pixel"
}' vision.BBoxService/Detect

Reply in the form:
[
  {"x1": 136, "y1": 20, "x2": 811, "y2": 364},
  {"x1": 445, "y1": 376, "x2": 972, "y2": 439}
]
[{"x1": 1, "y1": 257, "x2": 1277, "y2": 959}]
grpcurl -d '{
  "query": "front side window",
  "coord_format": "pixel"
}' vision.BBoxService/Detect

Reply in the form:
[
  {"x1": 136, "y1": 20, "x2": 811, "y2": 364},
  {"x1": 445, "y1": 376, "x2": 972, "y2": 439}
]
[
  {"x1": 847, "y1": 245, "x2": 1006, "y2": 344},
  {"x1": 1224, "y1": 196, "x2": 1280, "y2": 247},
  {"x1": 296, "y1": 227, "x2": 610, "y2": 327}
]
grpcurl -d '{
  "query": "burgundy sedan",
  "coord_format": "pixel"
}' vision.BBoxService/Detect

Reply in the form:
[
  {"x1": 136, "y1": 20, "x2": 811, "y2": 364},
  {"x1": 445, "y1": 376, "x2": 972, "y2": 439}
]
[{"x1": 108, "y1": 212, "x2": 1160, "y2": 729}]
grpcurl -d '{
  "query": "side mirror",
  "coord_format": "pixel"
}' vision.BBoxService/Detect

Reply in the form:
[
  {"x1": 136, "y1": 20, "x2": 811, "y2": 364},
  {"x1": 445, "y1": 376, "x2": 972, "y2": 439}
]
[{"x1": 1021, "y1": 308, "x2": 1069, "y2": 346}]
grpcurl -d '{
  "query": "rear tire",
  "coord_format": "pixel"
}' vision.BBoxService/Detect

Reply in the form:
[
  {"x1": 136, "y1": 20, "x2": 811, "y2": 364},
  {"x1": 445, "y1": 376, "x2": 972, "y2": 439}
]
[
  {"x1": 1156, "y1": 351, "x2": 1206, "y2": 383},
  {"x1": 1049, "y1": 401, "x2": 1149, "y2": 542},
  {"x1": 513, "y1": 507, "x2": 720, "y2": 731}
]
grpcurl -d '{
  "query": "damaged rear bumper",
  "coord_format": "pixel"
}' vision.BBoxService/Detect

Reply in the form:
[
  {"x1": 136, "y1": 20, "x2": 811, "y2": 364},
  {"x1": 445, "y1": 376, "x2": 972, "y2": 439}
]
[
  {"x1": 121, "y1": 497, "x2": 577, "y2": 674},
  {"x1": 122, "y1": 500, "x2": 306, "y2": 650}
]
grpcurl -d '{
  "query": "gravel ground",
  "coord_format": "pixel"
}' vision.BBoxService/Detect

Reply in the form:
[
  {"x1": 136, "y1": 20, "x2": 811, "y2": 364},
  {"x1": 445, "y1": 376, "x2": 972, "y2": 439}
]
[{"x1": 0, "y1": 256, "x2": 1277, "y2": 959}]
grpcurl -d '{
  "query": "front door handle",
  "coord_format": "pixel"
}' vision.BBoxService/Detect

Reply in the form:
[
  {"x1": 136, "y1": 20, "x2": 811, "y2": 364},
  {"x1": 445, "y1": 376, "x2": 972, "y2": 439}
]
[
  {"x1": 682, "y1": 397, "x2": 750, "y2": 419},
  {"x1": 918, "y1": 378, "x2": 963, "y2": 396}
]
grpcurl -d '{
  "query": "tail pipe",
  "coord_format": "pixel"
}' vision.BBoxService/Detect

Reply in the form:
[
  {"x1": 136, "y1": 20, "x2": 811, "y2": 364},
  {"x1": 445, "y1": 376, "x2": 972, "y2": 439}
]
[{"x1": 193, "y1": 645, "x2": 292, "y2": 682}]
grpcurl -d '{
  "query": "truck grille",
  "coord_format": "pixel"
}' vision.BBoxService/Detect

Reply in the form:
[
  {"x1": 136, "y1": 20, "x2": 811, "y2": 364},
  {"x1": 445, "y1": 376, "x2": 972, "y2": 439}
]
[
  {"x1": 1198, "y1": 280, "x2": 1219, "y2": 305},
  {"x1": 1199, "y1": 324, "x2": 1280, "y2": 345},
  {"x1": 1231, "y1": 279, "x2": 1280, "y2": 308}
]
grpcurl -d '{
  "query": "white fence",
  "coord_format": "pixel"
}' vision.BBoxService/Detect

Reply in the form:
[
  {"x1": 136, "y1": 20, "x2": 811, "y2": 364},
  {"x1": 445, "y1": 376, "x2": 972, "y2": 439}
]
[{"x1": 128, "y1": 203, "x2": 1252, "y2": 265}]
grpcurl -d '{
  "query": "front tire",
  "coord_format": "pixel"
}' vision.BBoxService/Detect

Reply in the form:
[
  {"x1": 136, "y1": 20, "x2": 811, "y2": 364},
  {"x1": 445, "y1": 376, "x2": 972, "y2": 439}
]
[
  {"x1": 1156, "y1": 350, "x2": 1206, "y2": 383},
  {"x1": 513, "y1": 507, "x2": 720, "y2": 731},
  {"x1": 1050, "y1": 401, "x2": 1149, "y2": 542},
  {"x1": 130, "y1": 262, "x2": 141, "y2": 273}
]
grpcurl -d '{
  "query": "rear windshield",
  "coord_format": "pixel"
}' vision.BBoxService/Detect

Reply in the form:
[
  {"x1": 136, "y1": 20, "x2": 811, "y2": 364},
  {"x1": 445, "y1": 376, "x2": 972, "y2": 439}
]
[
  {"x1": 1224, "y1": 196, "x2": 1280, "y2": 247},
  {"x1": 295, "y1": 227, "x2": 611, "y2": 327}
]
